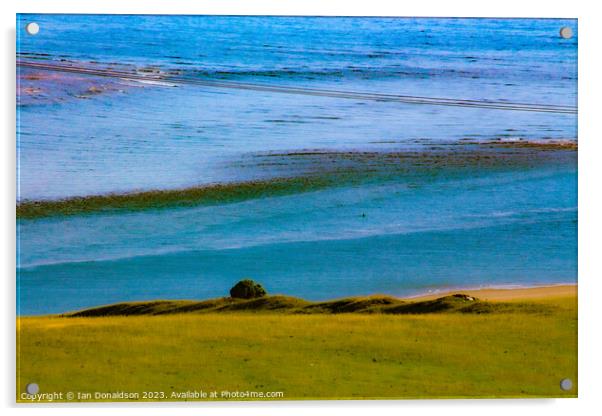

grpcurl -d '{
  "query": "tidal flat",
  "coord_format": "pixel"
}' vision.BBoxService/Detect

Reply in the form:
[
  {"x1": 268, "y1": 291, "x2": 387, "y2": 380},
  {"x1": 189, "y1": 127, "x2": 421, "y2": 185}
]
[{"x1": 17, "y1": 142, "x2": 576, "y2": 219}]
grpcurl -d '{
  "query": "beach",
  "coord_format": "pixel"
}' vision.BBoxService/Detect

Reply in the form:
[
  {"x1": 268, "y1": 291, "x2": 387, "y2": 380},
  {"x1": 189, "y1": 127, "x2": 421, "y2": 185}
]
[{"x1": 411, "y1": 283, "x2": 577, "y2": 301}]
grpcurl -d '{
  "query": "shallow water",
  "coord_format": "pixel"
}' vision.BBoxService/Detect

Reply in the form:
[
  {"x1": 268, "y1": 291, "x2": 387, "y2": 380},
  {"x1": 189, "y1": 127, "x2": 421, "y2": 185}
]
[
  {"x1": 17, "y1": 15, "x2": 577, "y2": 199},
  {"x1": 16, "y1": 15, "x2": 577, "y2": 314}
]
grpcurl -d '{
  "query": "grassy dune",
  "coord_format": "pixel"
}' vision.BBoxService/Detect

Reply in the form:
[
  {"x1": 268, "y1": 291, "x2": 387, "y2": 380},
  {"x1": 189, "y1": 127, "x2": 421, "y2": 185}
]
[
  {"x1": 63, "y1": 293, "x2": 559, "y2": 317},
  {"x1": 17, "y1": 291, "x2": 577, "y2": 402}
]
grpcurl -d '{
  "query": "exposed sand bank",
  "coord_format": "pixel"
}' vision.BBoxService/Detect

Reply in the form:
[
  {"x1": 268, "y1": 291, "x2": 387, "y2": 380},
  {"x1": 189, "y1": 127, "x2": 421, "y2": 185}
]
[{"x1": 17, "y1": 142, "x2": 576, "y2": 219}]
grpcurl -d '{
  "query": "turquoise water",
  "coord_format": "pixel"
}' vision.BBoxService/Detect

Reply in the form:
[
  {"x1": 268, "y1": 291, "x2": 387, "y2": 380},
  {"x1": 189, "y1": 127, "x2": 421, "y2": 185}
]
[{"x1": 16, "y1": 15, "x2": 577, "y2": 315}]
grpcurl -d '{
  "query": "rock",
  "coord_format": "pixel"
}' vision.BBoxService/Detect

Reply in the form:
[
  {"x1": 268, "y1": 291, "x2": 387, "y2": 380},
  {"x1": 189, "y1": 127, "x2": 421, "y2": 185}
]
[{"x1": 229, "y1": 279, "x2": 267, "y2": 299}]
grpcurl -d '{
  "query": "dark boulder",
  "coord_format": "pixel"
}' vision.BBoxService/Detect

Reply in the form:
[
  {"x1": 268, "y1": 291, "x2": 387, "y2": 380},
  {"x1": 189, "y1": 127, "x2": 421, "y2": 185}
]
[{"x1": 229, "y1": 279, "x2": 267, "y2": 299}]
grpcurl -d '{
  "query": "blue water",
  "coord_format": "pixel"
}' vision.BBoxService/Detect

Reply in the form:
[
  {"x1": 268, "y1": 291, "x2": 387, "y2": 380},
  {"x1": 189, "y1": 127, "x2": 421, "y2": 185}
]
[{"x1": 16, "y1": 15, "x2": 577, "y2": 315}]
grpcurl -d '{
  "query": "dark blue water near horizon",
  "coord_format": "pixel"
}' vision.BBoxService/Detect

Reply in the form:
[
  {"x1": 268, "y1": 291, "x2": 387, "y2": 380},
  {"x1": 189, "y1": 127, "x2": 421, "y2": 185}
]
[{"x1": 17, "y1": 15, "x2": 577, "y2": 315}]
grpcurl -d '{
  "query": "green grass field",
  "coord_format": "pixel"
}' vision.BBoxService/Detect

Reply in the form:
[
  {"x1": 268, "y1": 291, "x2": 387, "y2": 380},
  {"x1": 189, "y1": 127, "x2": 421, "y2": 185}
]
[{"x1": 17, "y1": 294, "x2": 577, "y2": 402}]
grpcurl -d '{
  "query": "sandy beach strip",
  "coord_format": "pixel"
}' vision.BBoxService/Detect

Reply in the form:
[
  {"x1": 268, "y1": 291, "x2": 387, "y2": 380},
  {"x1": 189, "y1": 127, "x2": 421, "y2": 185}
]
[{"x1": 409, "y1": 284, "x2": 577, "y2": 302}]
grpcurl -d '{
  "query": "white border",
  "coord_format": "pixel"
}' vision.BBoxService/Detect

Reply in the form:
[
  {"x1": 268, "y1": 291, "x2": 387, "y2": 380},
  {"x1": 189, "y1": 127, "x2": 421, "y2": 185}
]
[{"x1": 3, "y1": 1, "x2": 601, "y2": 415}]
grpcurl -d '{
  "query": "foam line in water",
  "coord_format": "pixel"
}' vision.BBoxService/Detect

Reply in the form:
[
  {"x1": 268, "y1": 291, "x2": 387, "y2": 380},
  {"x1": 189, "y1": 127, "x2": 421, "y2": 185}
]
[{"x1": 17, "y1": 60, "x2": 578, "y2": 114}]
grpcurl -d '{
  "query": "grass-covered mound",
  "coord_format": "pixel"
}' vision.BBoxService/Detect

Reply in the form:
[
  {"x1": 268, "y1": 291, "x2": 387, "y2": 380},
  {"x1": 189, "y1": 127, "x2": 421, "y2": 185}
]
[{"x1": 64, "y1": 293, "x2": 555, "y2": 317}]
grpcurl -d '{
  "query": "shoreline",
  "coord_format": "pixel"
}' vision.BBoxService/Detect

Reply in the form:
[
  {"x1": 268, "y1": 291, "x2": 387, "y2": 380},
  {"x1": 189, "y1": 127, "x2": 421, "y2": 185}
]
[
  {"x1": 17, "y1": 283, "x2": 576, "y2": 318},
  {"x1": 407, "y1": 283, "x2": 577, "y2": 301},
  {"x1": 16, "y1": 283, "x2": 577, "y2": 318}
]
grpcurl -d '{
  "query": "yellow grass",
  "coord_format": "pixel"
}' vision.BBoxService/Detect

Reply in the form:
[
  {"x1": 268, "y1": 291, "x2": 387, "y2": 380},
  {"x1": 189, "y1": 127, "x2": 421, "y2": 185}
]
[{"x1": 16, "y1": 292, "x2": 577, "y2": 402}]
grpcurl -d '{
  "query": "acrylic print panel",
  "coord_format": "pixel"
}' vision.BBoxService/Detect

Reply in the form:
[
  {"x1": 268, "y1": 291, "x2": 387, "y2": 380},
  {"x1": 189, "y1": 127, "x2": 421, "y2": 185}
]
[{"x1": 16, "y1": 14, "x2": 577, "y2": 402}]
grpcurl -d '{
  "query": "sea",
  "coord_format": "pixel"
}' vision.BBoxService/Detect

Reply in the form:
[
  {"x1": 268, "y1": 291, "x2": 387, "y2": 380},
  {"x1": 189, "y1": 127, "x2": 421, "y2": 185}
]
[{"x1": 16, "y1": 15, "x2": 577, "y2": 315}]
